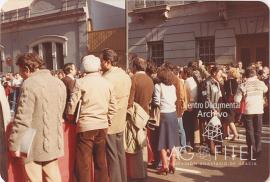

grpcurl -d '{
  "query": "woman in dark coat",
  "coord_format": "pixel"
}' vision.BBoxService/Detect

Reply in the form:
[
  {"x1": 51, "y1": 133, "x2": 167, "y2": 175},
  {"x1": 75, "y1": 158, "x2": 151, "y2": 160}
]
[{"x1": 222, "y1": 68, "x2": 240, "y2": 141}]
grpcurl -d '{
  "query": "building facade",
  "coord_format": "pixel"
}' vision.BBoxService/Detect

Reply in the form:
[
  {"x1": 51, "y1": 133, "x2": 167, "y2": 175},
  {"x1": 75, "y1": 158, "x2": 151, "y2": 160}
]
[
  {"x1": 128, "y1": 1, "x2": 269, "y2": 67},
  {"x1": 89, "y1": 0, "x2": 125, "y2": 31},
  {"x1": 0, "y1": 0, "x2": 125, "y2": 72}
]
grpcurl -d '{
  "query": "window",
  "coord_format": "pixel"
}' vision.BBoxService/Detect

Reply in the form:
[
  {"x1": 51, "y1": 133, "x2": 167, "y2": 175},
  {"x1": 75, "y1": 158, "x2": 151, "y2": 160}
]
[
  {"x1": 240, "y1": 48, "x2": 250, "y2": 68},
  {"x1": 29, "y1": 35, "x2": 67, "y2": 70},
  {"x1": 32, "y1": 42, "x2": 64, "y2": 70},
  {"x1": 33, "y1": 45, "x2": 39, "y2": 55},
  {"x1": 256, "y1": 47, "x2": 268, "y2": 66},
  {"x1": 196, "y1": 37, "x2": 215, "y2": 63},
  {"x1": 56, "y1": 43, "x2": 64, "y2": 69},
  {"x1": 147, "y1": 41, "x2": 164, "y2": 66},
  {"x1": 42, "y1": 42, "x2": 53, "y2": 70}
]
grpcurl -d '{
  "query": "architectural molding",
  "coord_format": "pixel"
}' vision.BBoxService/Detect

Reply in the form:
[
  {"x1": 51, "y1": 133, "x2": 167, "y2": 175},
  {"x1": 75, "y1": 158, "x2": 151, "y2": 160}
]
[
  {"x1": 1, "y1": 8, "x2": 86, "y2": 33},
  {"x1": 29, "y1": 35, "x2": 68, "y2": 57}
]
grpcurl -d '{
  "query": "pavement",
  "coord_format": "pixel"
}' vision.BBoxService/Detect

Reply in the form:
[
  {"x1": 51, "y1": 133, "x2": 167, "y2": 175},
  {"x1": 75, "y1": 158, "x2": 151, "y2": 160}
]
[{"x1": 147, "y1": 125, "x2": 270, "y2": 182}]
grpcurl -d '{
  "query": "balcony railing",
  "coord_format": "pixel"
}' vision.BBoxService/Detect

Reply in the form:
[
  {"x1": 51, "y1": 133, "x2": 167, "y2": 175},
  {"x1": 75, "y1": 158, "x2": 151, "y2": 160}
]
[
  {"x1": 134, "y1": 0, "x2": 197, "y2": 9},
  {"x1": 135, "y1": 0, "x2": 167, "y2": 8},
  {"x1": 1, "y1": 0, "x2": 86, "y2": 23}
]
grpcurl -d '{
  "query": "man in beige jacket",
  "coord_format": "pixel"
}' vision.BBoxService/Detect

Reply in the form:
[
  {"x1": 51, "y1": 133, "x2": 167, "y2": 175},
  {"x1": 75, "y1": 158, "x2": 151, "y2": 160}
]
[
  {"x1": 0, "y1": 83, "x2": 11, "y2": 181},
  {"x1": 100, "y1": 48, "x2": 131, "y2": 182},
  {"x1": 9, "y1": 53, "x2": 67, "y2": 182},
  {"x1": 67, "y1": 55, "x2": 117, "y2": 182}
]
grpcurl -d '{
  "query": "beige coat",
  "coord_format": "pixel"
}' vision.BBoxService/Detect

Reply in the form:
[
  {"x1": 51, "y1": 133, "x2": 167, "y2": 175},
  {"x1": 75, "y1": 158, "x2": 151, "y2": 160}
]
[
  {"x1": 124, "y1": 102, "x2": 149, "y2": 154},
  {"x1": 103, "y1": 67, "x2": 131, "y2": 134},
  {"x1": 67, "y1": 73, "x2": 118, "y2": 133},
  {"x1": 0, "y1": 84, "x2": 11, "y2": 181},
  {"x1": 9, "y1": 70, "x2": 67, "y2": 162}
]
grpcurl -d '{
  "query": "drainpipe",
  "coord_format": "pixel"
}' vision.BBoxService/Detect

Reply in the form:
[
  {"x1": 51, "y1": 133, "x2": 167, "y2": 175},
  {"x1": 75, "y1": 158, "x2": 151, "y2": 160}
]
[{"x1": 125, "y1": 0, "x2": 128, "y2": 72}]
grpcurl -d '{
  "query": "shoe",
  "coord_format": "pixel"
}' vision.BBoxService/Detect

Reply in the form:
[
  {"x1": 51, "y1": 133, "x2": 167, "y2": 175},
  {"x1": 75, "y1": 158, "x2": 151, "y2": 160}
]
[
  {"x1": 230, "y1": 135, "x2": 240, "y2": 141},
  {"x1": 157, "y1": 167, "x2": 169, "y2": 175},
  {"x1": 169, "y1": 166, "x2": 175, "y2": 174}
]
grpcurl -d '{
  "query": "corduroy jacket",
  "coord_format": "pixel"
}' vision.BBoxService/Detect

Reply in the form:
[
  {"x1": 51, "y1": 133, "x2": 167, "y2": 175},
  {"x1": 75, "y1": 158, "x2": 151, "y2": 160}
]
[{"x1": 128, "y1": 72, "x2": 154, "y2": 114}]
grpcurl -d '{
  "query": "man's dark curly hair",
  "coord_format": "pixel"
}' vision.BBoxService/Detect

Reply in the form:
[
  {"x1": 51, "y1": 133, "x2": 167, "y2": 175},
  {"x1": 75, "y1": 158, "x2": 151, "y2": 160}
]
[{"x1": 16, "y1": 53, "x2": 45, "y2": 72}]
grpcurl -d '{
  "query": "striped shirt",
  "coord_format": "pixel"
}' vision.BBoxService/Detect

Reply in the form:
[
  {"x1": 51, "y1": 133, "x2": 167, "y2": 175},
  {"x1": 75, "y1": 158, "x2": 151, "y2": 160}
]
[{"x1": 234, "y1": 76, "x2": 268, "y2": 114}]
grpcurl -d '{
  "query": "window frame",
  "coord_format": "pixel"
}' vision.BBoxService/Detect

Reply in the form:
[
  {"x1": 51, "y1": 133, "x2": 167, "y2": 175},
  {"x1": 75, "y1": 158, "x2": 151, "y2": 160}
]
[
  {"x1": 29, "y1": 35, "x2": 67, "y2": 70},
  {"x1": 147, "y1": 40, "x2": 164, "y2": 67},
  {"x1": 196, "y1": 37, "x2": 215, "y2": 63}
]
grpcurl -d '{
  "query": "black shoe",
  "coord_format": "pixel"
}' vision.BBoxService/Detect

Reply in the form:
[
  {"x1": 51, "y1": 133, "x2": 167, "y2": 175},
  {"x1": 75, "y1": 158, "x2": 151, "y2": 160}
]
[
  {"x1": 157, "y1": 167, "x2": 169, "y2": 175},
  {"x1": 148, "y1": 161, "x2": 160, "y2": 169}
]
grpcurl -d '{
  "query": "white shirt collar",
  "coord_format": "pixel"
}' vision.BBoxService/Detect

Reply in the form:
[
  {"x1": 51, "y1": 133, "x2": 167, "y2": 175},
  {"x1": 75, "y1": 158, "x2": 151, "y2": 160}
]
[
  {"x1": 136, "y1": 71, "x2": 146, "y2": 74},
  {"x1": 246, "y1": 76, "x2": 258, "y2": 81}
]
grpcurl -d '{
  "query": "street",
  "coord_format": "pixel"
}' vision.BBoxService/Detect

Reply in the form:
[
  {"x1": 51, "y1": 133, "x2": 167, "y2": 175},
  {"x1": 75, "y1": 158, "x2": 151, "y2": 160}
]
[{"x1": 148, "y1": 125, "x2": 270, "y2": 182}]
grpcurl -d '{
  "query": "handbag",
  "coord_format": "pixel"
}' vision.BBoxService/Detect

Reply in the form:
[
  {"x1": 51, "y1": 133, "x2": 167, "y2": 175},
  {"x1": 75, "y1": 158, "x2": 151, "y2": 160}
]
[
  {"x1": 235, "y1": 94, "x2": 246, "y2": 114},
  {"x1": 240, "y1": 97, "x2": 246, "y2": 114}
]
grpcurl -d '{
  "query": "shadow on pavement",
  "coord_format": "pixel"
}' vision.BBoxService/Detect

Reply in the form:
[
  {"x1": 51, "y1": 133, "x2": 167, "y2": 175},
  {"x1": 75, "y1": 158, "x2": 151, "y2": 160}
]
[{"x1": 180, "y1": 146, "x2": 269, "y2": 182}]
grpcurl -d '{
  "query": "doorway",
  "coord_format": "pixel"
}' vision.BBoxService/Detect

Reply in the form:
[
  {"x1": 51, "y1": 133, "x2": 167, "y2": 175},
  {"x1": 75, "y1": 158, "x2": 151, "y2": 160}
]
[{"x1": 236, "y1": 33, "x2": 269, "y2": 68}]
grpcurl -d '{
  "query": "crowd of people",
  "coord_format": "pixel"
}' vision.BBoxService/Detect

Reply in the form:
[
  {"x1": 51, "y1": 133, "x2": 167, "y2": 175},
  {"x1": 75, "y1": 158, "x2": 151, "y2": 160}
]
[{"x1": 0, "y1": 49, "x2": 269, "y2": 182}]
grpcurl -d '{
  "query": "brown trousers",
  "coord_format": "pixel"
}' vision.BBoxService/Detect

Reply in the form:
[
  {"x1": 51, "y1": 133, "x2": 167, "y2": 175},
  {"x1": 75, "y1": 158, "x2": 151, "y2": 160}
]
[{"x1": 75, "y1": 129, "x2": 108, "y2": 182}]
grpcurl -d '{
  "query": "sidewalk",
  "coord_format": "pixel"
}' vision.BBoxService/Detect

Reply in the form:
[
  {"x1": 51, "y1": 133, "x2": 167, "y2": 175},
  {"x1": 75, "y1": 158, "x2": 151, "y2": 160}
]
[{"x1": 147, "y1": 125, "x2": 270, "y2": 182}]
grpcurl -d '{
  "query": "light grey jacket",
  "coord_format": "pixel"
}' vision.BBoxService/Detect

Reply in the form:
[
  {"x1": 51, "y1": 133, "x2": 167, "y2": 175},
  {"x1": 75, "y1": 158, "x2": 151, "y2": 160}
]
[{"x1": 9, "y1": 70, "x2": 67, "y2": 162}]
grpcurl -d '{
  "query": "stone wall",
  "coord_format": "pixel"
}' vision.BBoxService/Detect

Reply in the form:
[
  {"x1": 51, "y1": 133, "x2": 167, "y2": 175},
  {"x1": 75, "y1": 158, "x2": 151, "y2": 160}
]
[{"x1": 128, "y1": 1, "x2": 269, "y2": 66}]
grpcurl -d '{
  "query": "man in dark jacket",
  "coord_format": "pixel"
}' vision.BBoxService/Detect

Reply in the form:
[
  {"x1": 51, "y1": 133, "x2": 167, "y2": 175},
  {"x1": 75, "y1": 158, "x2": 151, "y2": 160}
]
[
  {"x1": 127, "y1": 57, "x2": 154, "y2": 181},
  {"x1": 61, "y1": 63, "x2": 77, "y2": 121}
]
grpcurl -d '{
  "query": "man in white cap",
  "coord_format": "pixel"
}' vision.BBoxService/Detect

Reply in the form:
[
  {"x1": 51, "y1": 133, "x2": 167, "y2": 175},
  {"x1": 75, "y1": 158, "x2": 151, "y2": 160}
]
[{"x1": 67, "y1": 55, "x2": 117, "y2": 182}]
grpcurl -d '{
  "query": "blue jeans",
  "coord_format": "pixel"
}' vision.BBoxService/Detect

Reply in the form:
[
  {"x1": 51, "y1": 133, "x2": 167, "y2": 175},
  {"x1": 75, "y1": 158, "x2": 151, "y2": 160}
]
[
  {"x1": 244, "y1": 114, "x2": 263, "y2": 154},
  {"x1": 178, "y1": 117, "x2": 186, "y2": 147}
]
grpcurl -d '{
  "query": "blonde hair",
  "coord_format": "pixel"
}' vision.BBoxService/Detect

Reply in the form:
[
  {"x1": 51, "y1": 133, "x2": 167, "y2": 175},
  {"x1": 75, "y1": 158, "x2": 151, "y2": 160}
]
[{"x1": 228, "y1": 68, "x2": 241, "y2": 79}]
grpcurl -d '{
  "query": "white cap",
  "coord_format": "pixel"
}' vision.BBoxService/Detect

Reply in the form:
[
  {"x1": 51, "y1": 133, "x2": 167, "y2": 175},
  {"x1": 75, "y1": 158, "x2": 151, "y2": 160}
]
[{"x1": 82, "y1": 55, "x2": 101, "y2": 73}]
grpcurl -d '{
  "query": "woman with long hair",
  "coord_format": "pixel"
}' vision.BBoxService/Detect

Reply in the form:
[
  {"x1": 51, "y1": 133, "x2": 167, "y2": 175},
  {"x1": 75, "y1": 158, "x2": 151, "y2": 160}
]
[
  {"x1": 153, "y1": 67, "x2": 179, "y2": 175},
  {"x1": 223, "y1": 68, "x2": 240, "y2": 141}
]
